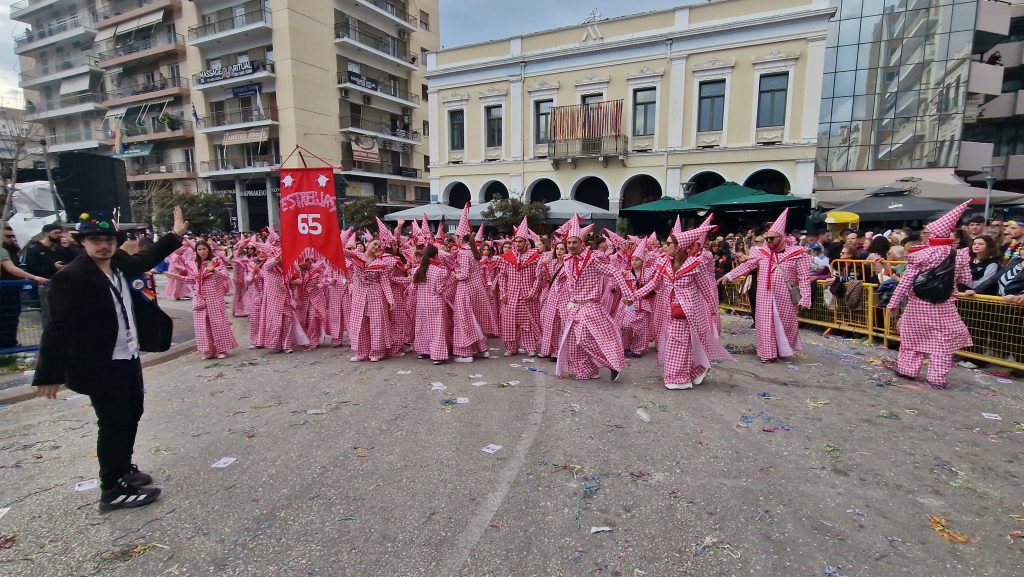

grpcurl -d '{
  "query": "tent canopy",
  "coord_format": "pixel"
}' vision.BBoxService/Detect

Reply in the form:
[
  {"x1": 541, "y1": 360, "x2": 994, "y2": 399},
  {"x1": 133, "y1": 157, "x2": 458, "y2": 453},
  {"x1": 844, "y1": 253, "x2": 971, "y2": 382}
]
[
  {"x1": 827, "y1": 192, "x2": 956, "y2": 222},
  {"x1": 381, "y1": 203, "x2": 463, "y2": 222},
  {"x1": 708, "y1": 193, "x2": 811, "y2": 209},
  {"x1": 816, "y1": 179, "x2": 1024, "y2": 208},
  {"x1": 544, "y1": 198, "x2": 616, "y2": 222},
  {"x1": 620, "y1": 196, "x2": 709, "y2": 213},
  {"x1": 686, "y1": 182, "x2": 766, "y2": 206}
]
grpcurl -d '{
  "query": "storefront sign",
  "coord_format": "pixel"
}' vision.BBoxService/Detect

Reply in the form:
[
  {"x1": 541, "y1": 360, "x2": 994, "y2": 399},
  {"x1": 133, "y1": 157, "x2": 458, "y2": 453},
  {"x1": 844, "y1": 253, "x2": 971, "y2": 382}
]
[
  {"x1": 222, "y1": 127, "x2": 269, "y2": 146},
  {"x1": 350, "y1": 134, "x2": 379, "y2": 163},
  {"x1": 346, "y1": 71, "x2": 378, "y2": 91},
  {"x1": 232, "y1": 84, "x2": 261, "y2": 98},
  {"x1": 239, "y1": 186, "x2": 280, "y2": 197},
  {"x1": 196, "y1": 61, "x2": 255, "y2": 84}
]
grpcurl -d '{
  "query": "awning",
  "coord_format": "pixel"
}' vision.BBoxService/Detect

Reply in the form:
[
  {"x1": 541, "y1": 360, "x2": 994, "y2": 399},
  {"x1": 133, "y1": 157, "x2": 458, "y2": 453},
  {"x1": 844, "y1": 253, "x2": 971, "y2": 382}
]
[
  {"x1": 687, "y1": 182, "x2": 766, "y2": 206},
  {"x1": 222, "y1": 127, "x2": 269, "y2": 146},
  {"x1": 113, "y1": 143, "x2": 154, "y2": 158},
  {"x1": 59, "y1": 75, "x2": 91, "y2": 95},
  {"x1": 105, "y1": 105, "x2": 129, "y2": 118},
  {"x1": 545, "y1": 199, "x2": 616, "y2": 221},
  {"x1": 94, "y1": 26, "x2": 117, "y2": 43},
  {"x1": 620, "y1": 196, "x2": 709, "y2": 213},
  {"x1": 114, "y1": 10, "x2": 165, "y2": 37}
]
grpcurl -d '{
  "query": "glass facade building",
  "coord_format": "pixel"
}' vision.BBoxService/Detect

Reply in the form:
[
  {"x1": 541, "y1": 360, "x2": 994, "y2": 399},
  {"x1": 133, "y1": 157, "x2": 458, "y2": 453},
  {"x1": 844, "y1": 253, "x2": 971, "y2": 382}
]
[{"x1": 817, "y1": 0, "x2": 980, "y2": 172}]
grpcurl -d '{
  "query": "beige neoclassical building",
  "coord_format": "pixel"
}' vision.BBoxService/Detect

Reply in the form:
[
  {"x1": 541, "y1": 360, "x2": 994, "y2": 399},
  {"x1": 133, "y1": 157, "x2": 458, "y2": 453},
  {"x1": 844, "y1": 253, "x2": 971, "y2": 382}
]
[{"x1": 425, "y1": 0, "x2": 835, "y2": 214}]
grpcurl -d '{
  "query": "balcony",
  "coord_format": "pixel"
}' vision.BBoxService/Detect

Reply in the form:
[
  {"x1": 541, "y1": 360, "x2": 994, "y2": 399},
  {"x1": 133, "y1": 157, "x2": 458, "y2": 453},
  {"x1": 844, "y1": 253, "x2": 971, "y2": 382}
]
[
  {"x1": 338, "y1": 71, "x2": 419, "y2": 108},
  {"x1": 97, "y1": 33, "x2": 185, "y2": 68},
  {"x1": 335, "y1": 25, "x2": 418, "y2": 73},
  {"x1": 968, "y1": 61, "x2": 1005, "y2": 97},
  {"x1": 196, "y1": 106, "x2": 278, "y2": 133},
  {"x1": 44, "y1": 128, "x2": 110, "y2": 153},
  {"x1": 10, "y1": 0, "x2": 62, "y2": 22},
  {"x1": 956, "y1": 140, "x2": 995, "y2": 174},
  {"x1": 187, "y1": 8, "x2": 272, "y2": 48},
  {"x1": 92, "y1": 0, "x2": 181, "y2": 30},
  {"x1": 339, "y1": 160, "x2": 422, "y2": 180},
  {"x1": 194, "y1": 59, "x2": 275, "y2": 90},
  {"x1": 125, "y1": 161, "x2": 197, "y2": 182},
  {"x1": 343, "y1": 0, "x2": 419, "y2": 32},
  {"x1": 26, "y1": 93, "x2": 107, "y2": 121},
  {"x1": 19, "y1": 54, "x2": 102, "y2": 88},
  {"x1": 340, "y1": 115, "x2": 421, "y2": 145},
  {"x1": 121, "y1": 120, "x2": 195, "y2": 143},
  {"x1": 200, "y1": 155, "x2": 279, "y2": 177},
  {"x1": 14, "y1": 14, "x2": 96, "y2": 54},
  {"x1": 1004, "y1": 155, "x2": 1024, "y2": 180},
  {"x1": 103, "y1": 77, "x2": 190, "y2": 107},
  {"x1": 974, "y1": 0, "x2": 1012, "y2": 54},
  {"x1": 550, "y1": 136, "x2": 629, "y2": 166}
]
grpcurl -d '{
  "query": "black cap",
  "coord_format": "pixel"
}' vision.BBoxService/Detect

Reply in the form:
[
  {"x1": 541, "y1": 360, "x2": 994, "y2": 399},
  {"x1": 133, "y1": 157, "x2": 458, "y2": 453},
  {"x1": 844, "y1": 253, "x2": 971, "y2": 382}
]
[{"x1": 41, "y1": 223, "x2": 63, "y2": 233}]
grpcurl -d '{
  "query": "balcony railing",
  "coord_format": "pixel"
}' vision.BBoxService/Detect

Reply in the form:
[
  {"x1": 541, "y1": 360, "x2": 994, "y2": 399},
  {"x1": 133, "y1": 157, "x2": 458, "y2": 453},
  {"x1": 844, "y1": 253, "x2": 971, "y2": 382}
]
[
  {"x1": 342, "y1": 160, "x2": 421, "y2": 179},
  {"x1": 92, "y1": 0, "x2": 164, "y2": 25},
  {"x1": 200, "y1": 155, "x2": 279, "y2": 172},
  {"x1": 46, "y1": 127, "x2": 107, "y2": 146},
  {"x1": 550, "y1": 136, "x2": 629, "y2": 159},
  {"x1": 10, "y1": 0, "x2": 31, "y2": 12},
  {"x1": 360, "y1": 0, "x2": 418, "y2": 25},
  {"x1": 194, "y1": 59, "x2": 274, "y2": 86},
  {"x1": 106, "y1": 76, "x2": 189, "y2": 101},
  {"x1": 14, "y1": 13, "x2": 92, "y2": 47},
  {"x1": 125, "y1": 161, "x2": 196, "y2": 176},
  {"x1": 28, "y1": 92, "x2": 106, "y2": 114},
  {"x1": 20, "y1": 54, "x2": 100, "y2": 80},
  {"x1": 334, "y1": 25, "x2": 418, "y2": 66},
  {"x1": 97, "y1": 33, "x2": 184, "y2": 62},
  {"x1": 338, "y1": 71, "x2": 419, "y2": 103},
  {"x1": 188, "y1": 7, "x2": 271, "y2": 41},
  {"x1": 197, "y1": 106, "x2": 278, "y2": 129},
  {"x1": 120, "y1": 119, "x2": 193, "y2": 138},
  {"x1": 340, "y1": 115, "x2": 421, "y2": 141}
]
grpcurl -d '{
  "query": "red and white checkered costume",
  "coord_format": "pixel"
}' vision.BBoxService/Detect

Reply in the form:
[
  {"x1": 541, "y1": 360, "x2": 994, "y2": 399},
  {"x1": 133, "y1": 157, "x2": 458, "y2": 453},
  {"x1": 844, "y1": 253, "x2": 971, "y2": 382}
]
[
  {"x1": 258, "y1": 258, "x2": 298, "y2": 352},
  {"x1": 886, "y1": 244, "x2": 972, "y2": 384},
  {"x1": 385, "y1": 255, "x2": 412, "y2": 353},
  {"x1": 555, "y1": 248, "x2": 626, "y2": 379},
  {"x1": 184, "y1": 258, "x2": 238, "y2": 357},
  {"x1": 538, "y1": 258, "x2": 570, "y2": 357},
  {"x1": 658, "y1": 256, "x2": 733, "y2": 384},
  {"x1": 413, "y1": 260, "x2": 454, "y2": 361},
  {"x1": 496, "y1": 249, "x2": 543, "y2": 354},
  {"x1": 615, "y1": 264, "x2": 659, "y2": 355},
  {"x1": 725, "y1": 245, "x2": 811, "y2": 361},
  {"x1": 480, "y1": 255, "x2": 501, "y2": 333},
  {"x1": 294, "y1": 261, "x2": 328, "y2": 349},
  {"x1": 230, "y1": 256, "x2": 250, "y2": 316},
  {"x1": 346, "y1": 250, "x2": 399, "y2": 360},
  {"x1": 324, "y1": 266, "x2": 349, "y2": 347},
  {"x1": 440, "y1": 247, "x2": 494, "y2": 357},
  {"x1": 162, "y1": 248, "x2": 192, "y2": 299},
  {"x1": 244, "y1": 259, "x2": 266, "y2": 348},
  {"x1": 698, "y1": 248, "x2": 721, "y2": 335}
]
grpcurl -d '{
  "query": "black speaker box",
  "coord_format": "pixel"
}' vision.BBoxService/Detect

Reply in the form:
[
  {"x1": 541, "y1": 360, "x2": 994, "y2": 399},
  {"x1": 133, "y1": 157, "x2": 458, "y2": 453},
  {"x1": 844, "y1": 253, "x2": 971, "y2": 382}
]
[{"x1": 55, "y1": 152, "x2": 132, "y2": 221}]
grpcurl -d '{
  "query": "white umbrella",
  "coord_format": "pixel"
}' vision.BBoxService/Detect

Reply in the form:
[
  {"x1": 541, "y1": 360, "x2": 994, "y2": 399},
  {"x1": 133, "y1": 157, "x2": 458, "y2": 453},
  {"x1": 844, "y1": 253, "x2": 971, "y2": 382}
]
[
  {"x1": 382, "y1": 203, "x2": 463, "y2": 222},
  {"x1": 468, "y1": 201, "x2": 494, "y2": 225},
  {"x1": 544, "y1": 198, "x2": 616, "y2": 221}
]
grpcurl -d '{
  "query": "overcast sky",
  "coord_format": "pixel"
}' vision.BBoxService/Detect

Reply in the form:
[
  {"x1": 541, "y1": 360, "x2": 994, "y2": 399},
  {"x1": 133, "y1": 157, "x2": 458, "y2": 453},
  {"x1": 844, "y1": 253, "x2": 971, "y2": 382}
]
[{"x1": 0, "y1": 1, "x2": 699, "y2": 106}]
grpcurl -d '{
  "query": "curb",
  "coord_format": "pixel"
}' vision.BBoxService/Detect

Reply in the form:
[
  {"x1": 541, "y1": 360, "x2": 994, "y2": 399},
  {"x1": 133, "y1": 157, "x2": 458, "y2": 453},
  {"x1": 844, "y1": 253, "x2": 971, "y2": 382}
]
[{"x1": 0, "y1": 339, "x2": 196, "y2": 407}]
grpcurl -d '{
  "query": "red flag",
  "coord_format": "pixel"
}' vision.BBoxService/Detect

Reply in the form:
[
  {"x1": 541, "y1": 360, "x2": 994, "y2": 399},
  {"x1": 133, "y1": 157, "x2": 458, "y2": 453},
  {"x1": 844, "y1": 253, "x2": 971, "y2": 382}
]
[{"x1": 279, "y1": 167, "x2": 346, "y2": 274}]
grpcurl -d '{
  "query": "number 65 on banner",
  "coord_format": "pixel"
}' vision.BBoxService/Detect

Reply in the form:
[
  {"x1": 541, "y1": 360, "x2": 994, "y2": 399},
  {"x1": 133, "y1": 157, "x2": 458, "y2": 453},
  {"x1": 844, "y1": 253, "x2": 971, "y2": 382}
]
[{"x1": 297, "y1": 214, "x2": 323, "y2": 235}]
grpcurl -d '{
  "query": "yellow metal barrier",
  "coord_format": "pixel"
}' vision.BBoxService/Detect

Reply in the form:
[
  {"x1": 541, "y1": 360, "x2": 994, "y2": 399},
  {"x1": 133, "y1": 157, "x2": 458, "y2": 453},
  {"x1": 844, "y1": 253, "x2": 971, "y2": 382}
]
[{"x1": 719, "y1": 261, "x2": 1024, "y2": 372}]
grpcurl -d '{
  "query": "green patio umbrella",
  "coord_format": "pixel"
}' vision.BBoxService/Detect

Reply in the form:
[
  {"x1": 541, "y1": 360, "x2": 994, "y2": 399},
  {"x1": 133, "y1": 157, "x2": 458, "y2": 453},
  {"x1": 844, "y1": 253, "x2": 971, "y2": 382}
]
[
  {"x1": 619, "y1": 196, "x2": 709, "y2": 213},
  {"x1": 708, "y1": 193, "x2": 810, "y2": 209},
  {"x1": 686, "y1": 182, "x2": 765, "y2": 206}
]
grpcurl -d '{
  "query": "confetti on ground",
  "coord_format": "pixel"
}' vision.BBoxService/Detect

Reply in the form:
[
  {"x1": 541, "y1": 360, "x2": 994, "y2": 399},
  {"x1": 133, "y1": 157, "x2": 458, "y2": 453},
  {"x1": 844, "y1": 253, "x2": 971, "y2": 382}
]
[
  {"x1": 879, "y1": 409, "x2": 902, "y2": 420},
  {"x1": 0, "y1": 533, "x2": 15, "y2": 549},
  {"x1": 211, "y1": 457, "x2": 237, "y2": 468},
  {"x1": 982, "y1": 413, "x2": 1002, "y2": 420},
  {"x1": 481, "y1": 444, "x2": 502, "y2": 454},
  {"x1": 99, "y1": 542, "x2": 168, "y2": 562},
  {"x1": 0, "y1": 507, "x2": 9, "y2": 521},
  {"x1": 590, "y1": 526, "x2": 613, "y2": 534},
  {"x1": 928, "y1": 515, "x2": 973, "y2": 543},
  {"x1": 825, "y1": 444, "x2": 842, "y2": 454},
  {"x1": 74, "y1": 479, "x2": 98, "y2": 492},
  {"x1": 396, "y1": 370, "x2": 411, "y2": 375},
  {"x1": 806, "y1": 398, "x2": 830, "y2": 408},
  {"x1": 353, "y1": 447, "x2": 370, "y2": 457}
]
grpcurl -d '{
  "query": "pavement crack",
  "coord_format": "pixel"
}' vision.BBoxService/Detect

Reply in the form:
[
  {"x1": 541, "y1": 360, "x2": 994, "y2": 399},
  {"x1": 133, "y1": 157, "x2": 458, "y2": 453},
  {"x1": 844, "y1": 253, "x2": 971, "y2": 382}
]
[
  {"x1": 1, "y1": 481, "x2": 64, "y2": 508},
  {"x1": 111, "y1": 508, "x2": 178, "y2": 543}
]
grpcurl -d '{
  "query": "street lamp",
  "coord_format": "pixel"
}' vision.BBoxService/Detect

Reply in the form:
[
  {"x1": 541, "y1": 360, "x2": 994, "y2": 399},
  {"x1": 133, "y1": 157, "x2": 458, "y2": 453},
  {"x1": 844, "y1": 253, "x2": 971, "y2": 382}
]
[
  {"x1": 679, "y1": 181, "x2": 694, "y2": 199},
  {"x1": 980, "y1": 164, "x2": 1003, "y2": 221}
]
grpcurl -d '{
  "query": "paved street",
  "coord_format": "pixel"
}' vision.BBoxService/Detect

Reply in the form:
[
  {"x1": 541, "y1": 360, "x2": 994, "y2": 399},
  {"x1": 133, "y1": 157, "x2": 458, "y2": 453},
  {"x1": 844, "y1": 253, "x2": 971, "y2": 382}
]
[{"x1": 1, "y1": 312, "x2": 1022, "y2": 577}]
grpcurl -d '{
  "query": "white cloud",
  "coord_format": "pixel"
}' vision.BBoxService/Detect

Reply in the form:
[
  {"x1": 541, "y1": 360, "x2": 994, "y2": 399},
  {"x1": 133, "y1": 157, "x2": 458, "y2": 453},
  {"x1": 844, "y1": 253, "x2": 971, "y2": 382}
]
[{"x1": 0, "y1": 6, "x2": 29, "y2": 107}]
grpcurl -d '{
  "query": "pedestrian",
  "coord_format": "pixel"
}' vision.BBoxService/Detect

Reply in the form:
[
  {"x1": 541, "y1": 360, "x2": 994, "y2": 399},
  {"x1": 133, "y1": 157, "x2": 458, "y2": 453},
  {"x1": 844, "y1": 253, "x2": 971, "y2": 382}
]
[
  {"x1": 495, "y1": 217, "x2": 543, "y2": 357},
  {"x1": 412, "y1": 244, "x2": 454, "y2": 364},
  {"x1": 185, "y1": 240, "x2": 237, "y2": 360},
  {"x1": 720, "y1": 208, "x2": 812, "y2": 363},
  {"x1": 885, "y1": 201, "x2": 973, "y2": 388},
  {"x1": 1, "y1": 225, "x2": 49, "y2": 348},
  {"x1": 34, "y1": 208, "x2": 188, "y2": 511},
  {"x1": 22, "y1": 222, "x2": 75, "y2": 324}
]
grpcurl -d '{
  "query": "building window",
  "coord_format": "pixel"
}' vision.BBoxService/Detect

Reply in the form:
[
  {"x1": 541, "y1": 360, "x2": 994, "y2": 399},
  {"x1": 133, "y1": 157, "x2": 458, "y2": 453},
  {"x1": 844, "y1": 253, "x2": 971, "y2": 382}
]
[
  {"x1": 757, "y1": 73, "x2": 788, "y2": 128},
  {"x1": 581, "y1": 93, "x2": 602, "y2": 106},
  {"x1": 420, "y1": 47, "x2": 428, "y2": 65},
  {"x1": 535, "y1": 99, "x2": 553, "y2": 144},
  {"x1": 422, "y1": 84, "x2": 429, "y2": 101},
  {"x1": 388, "y1": 184, "x2": 406, "y2": 201},
  {"x1": 422, "y1": 120, "x2": 429, "y2": 136},
  {"x1": 449, "y1": 109, "x2": 464, "y2": 151},
  {"x1": 698, "y1": 80, "x2": 726, "y2": 132},
  {"x1": 415, "y1": 186, "x2": 430, "y2": 202},
  {"x1": 632, "y1": 88, "x2": 656, "y2": 137},
  {"x1": 423, "y1": 156, "x2": 430, "y2": 171},
  {"x1": 419, "y1": 10, "x2": 430, "y2": 30},
  {"x1": 485, "y1": 105, "x2": 502, "y2": 148}
]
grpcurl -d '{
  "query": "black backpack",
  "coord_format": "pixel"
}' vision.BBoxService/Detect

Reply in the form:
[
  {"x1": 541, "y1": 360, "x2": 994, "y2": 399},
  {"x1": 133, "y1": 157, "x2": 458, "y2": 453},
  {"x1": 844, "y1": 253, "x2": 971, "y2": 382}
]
[{"x1": 912, "y1": 248, "x2": 957, "y2": 304}]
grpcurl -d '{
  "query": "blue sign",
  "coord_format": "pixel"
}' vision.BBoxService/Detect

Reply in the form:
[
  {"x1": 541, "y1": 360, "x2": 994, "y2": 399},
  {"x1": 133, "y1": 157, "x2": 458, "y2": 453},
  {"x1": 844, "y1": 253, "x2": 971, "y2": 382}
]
[{"x1": 232, "y1": 84, "x2": 260, "y2": 98}]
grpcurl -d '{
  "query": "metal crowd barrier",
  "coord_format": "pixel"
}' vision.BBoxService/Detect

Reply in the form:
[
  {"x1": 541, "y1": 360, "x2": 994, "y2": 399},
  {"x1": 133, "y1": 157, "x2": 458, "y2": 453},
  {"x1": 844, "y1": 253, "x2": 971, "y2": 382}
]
[
  {"x1": 719, "y1": 259, "x2": 1024, "y2": 372},
  {"x1": 0, "y1": 280, "x2": 43, "y2": 354}
]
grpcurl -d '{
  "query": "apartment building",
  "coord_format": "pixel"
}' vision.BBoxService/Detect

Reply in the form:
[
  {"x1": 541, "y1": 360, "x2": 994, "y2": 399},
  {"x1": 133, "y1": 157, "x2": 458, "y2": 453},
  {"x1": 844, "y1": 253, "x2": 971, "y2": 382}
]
[
  {"x1": 815, "y1": 0, "x2": 1016, "y2": 197},
  {"x1": 13, "y1": 0, "x2": 197, "y2": 196},
  {"x1": 425, "y1": 0, "x2": 834, "y2": 216},
  {"x1": 186, "y1": 0, "x2": 438, "y2": 230}
]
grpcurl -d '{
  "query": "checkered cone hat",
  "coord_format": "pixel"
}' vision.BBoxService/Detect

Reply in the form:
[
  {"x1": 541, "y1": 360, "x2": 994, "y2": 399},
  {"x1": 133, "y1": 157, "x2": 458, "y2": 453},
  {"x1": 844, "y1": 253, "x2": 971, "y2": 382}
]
[
  {"x1": 455, "y1": 202, "x2": 472, "y2": 238},
  {"x1": 674, "y1": 225, "x2": 713, "y2": 249},
  {"x1": 342, "y1": 228, "x2": 356, "y2": 249},
  {"x1": 564, "y1": 214, "x2": 595, "y2": 241},
  {"x1": 410, "y1": 219, "x2": 421, "y2": 240},
  {"x1": 671, "y1": 215, "x2": 684, "y2": 239},
  {"x1": 513, "y1": 216, "x2": 534, "y2": 241},
  {"x1": 647, "y1": 232, "x2": 659, "y2": 249},
  {"x1": 631, "y1": 236, "x2": 651, "y2": 263},
  {"x1": 603, "y1": 228, "x2": 625, "y2": 248},
  {"x1": 475, "y1": 222, "x2": 486, "y2": 243},
  {"x1": 768, "y1": 208, "x2": 790, "y2": 236},
  {"x1": 265, "y1": 224, "x2": 280, "y2": 244},
  {"x1": 375, "y1": 216, "x2": 397, "y2": 249},
  {"x1": 924, "y1": 200, "x2": 972, "y2": 237}
]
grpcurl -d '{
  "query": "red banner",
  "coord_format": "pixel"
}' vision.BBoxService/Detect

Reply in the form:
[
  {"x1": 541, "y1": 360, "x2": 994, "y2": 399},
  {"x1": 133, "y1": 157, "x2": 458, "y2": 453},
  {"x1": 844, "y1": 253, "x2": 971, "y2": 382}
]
[{"x1": 279, "y1": 168, "x2": 346, "y2": 274}]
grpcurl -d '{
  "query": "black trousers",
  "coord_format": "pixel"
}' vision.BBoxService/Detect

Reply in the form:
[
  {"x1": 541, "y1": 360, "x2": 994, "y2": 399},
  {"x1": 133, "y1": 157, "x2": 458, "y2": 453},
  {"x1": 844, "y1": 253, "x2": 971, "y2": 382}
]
[
  {"x1": 89, "y1": 358, "x2": 145, "y2": 491},
  {"x1": 0, "y1": 284, "x2": 22, "y2": 348}
]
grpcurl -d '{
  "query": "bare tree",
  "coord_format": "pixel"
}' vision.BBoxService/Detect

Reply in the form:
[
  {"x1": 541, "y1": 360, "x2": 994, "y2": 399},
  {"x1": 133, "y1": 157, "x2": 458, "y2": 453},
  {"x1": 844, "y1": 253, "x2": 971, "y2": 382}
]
[
  {"x1": 128, "y1": 179, "x2": 175, "y2": 228},
  {"x1": 0, "y1": 101, "x2": 45, "y2": 221}
]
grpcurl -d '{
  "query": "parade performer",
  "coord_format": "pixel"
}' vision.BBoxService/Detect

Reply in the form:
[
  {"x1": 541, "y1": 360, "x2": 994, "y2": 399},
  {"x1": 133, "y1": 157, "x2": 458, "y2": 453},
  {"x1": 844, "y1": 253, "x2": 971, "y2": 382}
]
[
  {"x1": 539, "y1": 241, "x2": 569, "y2": 360},
  {"x1": 346, "y1": 237, "x2": 399, "y2": 362},
  {"x1": 230, "y1": 239, "x2": 253, "y2": 316},
  {"x1": 660, "y1": 226, "x2": 733, "y2": 389},
  {"x1": 162, "y1": 245, "x2": 192, "y2": 300},
  {"x1": 259, "y1": 252, "x2": 303, "y2": 354},
  {"x1": 245, "y1": 248, "x2": 267, "y2": 349},
  {"x1": 495, "y1": 217, "x2": 543, "y2": 357},
  {"x1": 617, "y1": 239, "x2": 658, "y2": 358},
  {"x1": 184, "y1": 240, "x2": 237, "y2": 360},
  {"x1": 445, "y1": 205, "x2": 495, "y2": 362},
  {"x1": 412, "y1": 244, "x2": 454, "y2": 364},
  {"x1": 293, "y1": 257, "x2": 328, "y2": 350},
  {"x1": 555, "y1": 215, "x2": 626, "y2": 382},
  {"x1": 885, "y1": 201, "x2": 973, "y2": 388},
  {"x1": 720, "y1": 208, "x2": 811, "y2": 363}
]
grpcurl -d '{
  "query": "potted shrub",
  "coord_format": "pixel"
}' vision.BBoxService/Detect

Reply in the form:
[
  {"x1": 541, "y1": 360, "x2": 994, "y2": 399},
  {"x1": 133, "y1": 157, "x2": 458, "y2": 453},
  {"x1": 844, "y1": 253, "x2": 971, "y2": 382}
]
[{"x1": 159, "y1": 112, "x2": 180, "y2": 130}]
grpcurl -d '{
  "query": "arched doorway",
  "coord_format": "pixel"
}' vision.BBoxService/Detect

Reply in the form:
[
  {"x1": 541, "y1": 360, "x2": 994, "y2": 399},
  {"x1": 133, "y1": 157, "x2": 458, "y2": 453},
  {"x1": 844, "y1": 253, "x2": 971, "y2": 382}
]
[
  {"x1": 620, "y1": 174, "x2": 662, "y2": 209},
  {"x1": 447, "y1": 182, "x2": 471, "y2": 208},
  {"x1": 482, "y1": 181, "x2": 509, "y2": 202},
  {"x1": 744, "y1": 169, "x2": 791, "y2": 195},
  {"x1": 688, "y1": 171, "x2": 726, "y2": 194},
  {"x1": 527, "y1": 178, "x2": 560, "y2": 204},
  {"x1": 573, "y1": 176, "x2": 610, "y2": 210}
]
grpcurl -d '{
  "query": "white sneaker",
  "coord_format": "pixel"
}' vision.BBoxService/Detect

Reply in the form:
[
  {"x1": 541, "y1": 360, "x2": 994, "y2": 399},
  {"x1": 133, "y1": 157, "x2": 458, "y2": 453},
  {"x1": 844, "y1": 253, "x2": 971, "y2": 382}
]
[
  {"x1": 478, "y1": 351, "x2": 490, "y2": 358},
  {"x1": 665, "y1": 382, "x2": 693, "y2": 390},
  {"x1": 369, "y1": 357, "x2": 381, "y2": 362},
  {"x1": 454, "y1": 356, "x2": 474, "y2": 363},
  {"x1": 503, "y1": 351, "x2": 512, "y2": 357},
  {"x1": 527, "y1": 351, "x2": 537, "y2": 357},
  {"x1": 693, "y1": 368, "x2": 710, "y2": 386},
  {"x1": 349, "y1": 356, "x2": 362, "y2": 362}
]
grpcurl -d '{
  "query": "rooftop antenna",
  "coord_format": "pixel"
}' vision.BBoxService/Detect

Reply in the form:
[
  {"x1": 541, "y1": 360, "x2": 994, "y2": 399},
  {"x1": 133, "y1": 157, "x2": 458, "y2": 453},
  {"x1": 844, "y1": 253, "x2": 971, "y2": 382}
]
[{"x1": 583, "y1": 9, "x2": 602, "y2": 23}]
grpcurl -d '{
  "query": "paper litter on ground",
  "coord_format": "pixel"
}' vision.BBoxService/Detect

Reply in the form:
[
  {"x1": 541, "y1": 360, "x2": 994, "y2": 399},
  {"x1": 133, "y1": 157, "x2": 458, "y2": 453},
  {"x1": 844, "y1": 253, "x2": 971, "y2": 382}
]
[
  {"x1": 481, "y1": 444, "x2": 502, "y2": 454},
  {"x1": 590, "y1": 527, "x2": 613, "y2": 533},
  {"x1": 74, "y1": 479, "x2": 98, "y2": 491},
  {"x1": 211, "y1": 457, "x2": 237, "y2": 468},
  {"x1": 982, "y1": 413, "x2": 1002, "y2": 420},
  {"x1": 456, "y1": 397, "x2": 469, "y2": 404}
]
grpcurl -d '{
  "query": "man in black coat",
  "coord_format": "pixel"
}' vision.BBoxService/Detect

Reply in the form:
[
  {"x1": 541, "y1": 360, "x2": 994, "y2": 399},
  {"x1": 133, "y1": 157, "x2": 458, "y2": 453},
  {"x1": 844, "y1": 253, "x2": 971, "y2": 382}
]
[{"x1": 34, "y1": 208, "x2": 188, "y2": 511}]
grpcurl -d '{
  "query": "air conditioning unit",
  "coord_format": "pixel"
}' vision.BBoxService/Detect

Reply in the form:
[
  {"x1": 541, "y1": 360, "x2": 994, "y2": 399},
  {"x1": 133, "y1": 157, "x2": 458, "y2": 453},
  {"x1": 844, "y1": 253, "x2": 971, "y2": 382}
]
[
  {"x1": 341, "y1": 88, "x2": 350, "y2": 99},
  {"x1": 362, "y1": 95, "x2": 372, "y2": 105},
  {"x1": 398, "y1": 30, "x2": 408, "y2": 39}
]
